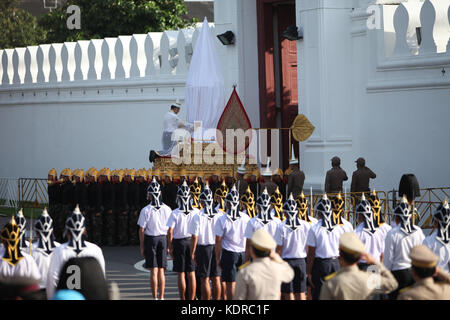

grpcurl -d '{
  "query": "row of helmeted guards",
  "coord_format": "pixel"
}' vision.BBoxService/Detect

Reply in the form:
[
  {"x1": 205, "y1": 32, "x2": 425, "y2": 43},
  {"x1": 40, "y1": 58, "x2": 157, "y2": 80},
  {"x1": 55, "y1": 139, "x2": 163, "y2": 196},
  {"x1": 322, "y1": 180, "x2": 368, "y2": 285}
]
[
  {"x1": 48, "y1": 167, "x2": 151, "y2": 246},
  {"x1": 0, "y1": 205, "x2": 105, "y2": 300}
]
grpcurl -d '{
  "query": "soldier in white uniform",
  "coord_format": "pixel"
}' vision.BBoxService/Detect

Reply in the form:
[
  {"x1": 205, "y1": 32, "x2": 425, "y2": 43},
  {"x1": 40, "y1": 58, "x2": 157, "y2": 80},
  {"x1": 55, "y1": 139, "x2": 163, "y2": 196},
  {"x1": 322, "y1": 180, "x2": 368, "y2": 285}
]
[
  {"x1": 138, "y1": 177, "x2": 172, "y2": 300},
  {"x1": 275, "y1": 194, "x2": 312, "y2": 300},
  {"x1": 306, "y1": 194, "x2": 350, "y2": 300},
  {"x1": 423, "y1": 199, "x2": 450, "y2": 273},
  {"x1": 0, "y1": 217, "x2": 41, "y2": 282},
  {"x1": 31, "y1": 208, "x2": 60, "y2": 291},
  {"x1": 214, "y1": 185, "x2": 250, "y2": 300},
  {"x1": 189, "y1": 183, "x2": 223, "y2": 300},
  {"x1": 383, "y1": 195, "x2": 425, "y2": 299},
  {"x1": 354, "y1": 194, "x2": 385, "y2": 270},
  {"x1": 46, "y1": 205, "x2": 105, "y2": 300},
  {"x1": 244, "y1": 188, "x2": 281, "y2": 262},
  {"x1": 166, "y1": 181, "x2": 200, "y2": 300}
]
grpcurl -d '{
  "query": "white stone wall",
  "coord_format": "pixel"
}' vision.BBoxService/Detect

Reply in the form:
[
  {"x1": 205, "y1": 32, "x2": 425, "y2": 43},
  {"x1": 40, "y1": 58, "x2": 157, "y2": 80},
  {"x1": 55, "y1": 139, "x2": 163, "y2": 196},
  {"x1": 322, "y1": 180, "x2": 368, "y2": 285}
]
[
  {"x1": 0, "y1": 26, "x2": 214, "y2": 178},
  {"x1": 296, "y1": 0, "x2": 450, "y2": 191}
]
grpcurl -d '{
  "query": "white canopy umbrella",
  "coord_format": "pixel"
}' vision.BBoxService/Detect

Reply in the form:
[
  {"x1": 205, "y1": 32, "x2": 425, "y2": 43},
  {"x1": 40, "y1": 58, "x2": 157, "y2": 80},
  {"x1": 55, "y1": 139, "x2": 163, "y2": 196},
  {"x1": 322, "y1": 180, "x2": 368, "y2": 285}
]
[{"x1": 185, "y1": 17, "x2": 225, "y2": 137}]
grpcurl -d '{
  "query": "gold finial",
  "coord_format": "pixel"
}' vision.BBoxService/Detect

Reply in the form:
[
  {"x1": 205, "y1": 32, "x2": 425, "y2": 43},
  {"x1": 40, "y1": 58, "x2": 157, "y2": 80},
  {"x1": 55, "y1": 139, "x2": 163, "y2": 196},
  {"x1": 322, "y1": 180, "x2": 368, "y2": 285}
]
[
  {"x1": 300, "y1": 191, "x2": 305, "y2": 199},
  {"x1": 372, "y1": 189, "x2": 376, "y2": 196},
  {"x1": 337, "y1": 192, "x2": 342, "y2": 200}
]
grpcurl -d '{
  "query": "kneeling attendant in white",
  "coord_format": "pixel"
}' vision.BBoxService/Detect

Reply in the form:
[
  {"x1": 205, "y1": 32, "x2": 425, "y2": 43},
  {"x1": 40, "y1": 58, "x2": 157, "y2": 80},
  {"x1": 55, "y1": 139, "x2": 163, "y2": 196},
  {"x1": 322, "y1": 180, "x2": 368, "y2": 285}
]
[
  {"x1": 166, "y1": 181, "x2": 200, "y2": 300},
  {"x1": 213, "y1": 185, "x2": 250, "y2": 300},
  {"x1": 46, "y1": 205, "x2": 105, "y2": 300},
  {"x1": 0, "y1": 217, "x2": 41, "y2": 281},
  {"x1": 383, "y1": 196, "x2": 425, "y2": 299},
  {"x1": 244, "y1": 188, "x2": 281, "y2": 261},
  {"x1": 32, "y1": 208, "x2": 60, "y2": 290},
  {"x1": 138, "y1": 178, "x2": 172, "y2": 300}
]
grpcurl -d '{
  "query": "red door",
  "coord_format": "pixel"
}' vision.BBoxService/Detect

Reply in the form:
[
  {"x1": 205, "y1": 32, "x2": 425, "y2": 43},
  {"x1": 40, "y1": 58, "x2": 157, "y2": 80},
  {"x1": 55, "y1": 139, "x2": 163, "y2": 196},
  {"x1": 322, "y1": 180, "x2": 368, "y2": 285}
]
[{"x1": 257, "y1": 0, "x2": 299, "y2": 170}]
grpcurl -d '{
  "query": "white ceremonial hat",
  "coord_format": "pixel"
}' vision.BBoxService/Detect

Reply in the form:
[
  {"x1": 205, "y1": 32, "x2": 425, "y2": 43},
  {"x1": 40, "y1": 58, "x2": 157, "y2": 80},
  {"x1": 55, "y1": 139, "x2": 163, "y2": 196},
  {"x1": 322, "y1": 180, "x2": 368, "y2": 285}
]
[
  {"x1": 237, "y1": 157, "x2": 246, "y2": 175},
  {"x1": 289, "y1": 145, "x2": 298, "y2": 165},
  {"x1": 262, "y1": 157, "x2": 273, "y2": 177}
]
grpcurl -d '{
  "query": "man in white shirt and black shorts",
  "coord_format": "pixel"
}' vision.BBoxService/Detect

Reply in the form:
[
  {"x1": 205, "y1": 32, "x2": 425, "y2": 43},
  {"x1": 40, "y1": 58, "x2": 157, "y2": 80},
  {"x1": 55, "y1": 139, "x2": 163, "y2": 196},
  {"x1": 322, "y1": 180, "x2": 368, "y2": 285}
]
[
  {"x1": 189, "y1": 183, "x2": 223, "y2": 300},
  {"x1": 138, "y1": 177, "x2": 172, "y2": 300},
  {"x1": 306, "y1": 194, "x2": 350, "y2": 300},
  {"x1": 275, "y1": 194, "x2": 312, "y2": 300},
  {"x1": 167, "y1": 181, "x2": 200, "y2": 300},
  {"x1": 214, "y1": 185, "x2": 250, "y2": 300},
  {"x1": 384, "y1": 196, "x2": 425, "y2": 299}
]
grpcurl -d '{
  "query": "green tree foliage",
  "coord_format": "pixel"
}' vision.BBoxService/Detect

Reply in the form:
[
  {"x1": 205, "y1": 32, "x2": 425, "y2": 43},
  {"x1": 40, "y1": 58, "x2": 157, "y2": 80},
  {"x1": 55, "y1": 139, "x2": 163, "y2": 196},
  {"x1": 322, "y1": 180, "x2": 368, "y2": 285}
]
[
  {"x1": 40, "y1": 0, "x2": 193, "y2": 43},
  {"x1": 0, "y1": 0, "x2": 46, "y2": 49}
]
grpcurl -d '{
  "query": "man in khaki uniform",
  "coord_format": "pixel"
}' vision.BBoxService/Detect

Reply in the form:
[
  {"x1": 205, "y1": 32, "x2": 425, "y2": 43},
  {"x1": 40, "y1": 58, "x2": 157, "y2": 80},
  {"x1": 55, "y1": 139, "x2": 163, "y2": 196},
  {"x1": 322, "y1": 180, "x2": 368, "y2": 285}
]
[
  {"x1": 234, "y1": 229, "x2": 294, "y2": 300},
  {"x1": 397, "y1": 245, "x2": 450, "y2": 300},
  {"x1": 320, "y1": 232, "x2": 398, "y2": 300},
  {"x1": 350, "y1": 157, "x2": 376, "y2": 194},
  {"x1": 324, "y1": 156, "x2": 348, "y2": 194}
]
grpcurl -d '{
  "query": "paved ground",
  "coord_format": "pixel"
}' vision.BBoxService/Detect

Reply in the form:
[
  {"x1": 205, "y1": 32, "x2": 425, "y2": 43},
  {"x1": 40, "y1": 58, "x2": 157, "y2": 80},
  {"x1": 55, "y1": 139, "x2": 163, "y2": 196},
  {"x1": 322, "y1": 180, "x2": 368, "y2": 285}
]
[{"x1": 102, "y1": 246, "x2": 180, "y2": 300}]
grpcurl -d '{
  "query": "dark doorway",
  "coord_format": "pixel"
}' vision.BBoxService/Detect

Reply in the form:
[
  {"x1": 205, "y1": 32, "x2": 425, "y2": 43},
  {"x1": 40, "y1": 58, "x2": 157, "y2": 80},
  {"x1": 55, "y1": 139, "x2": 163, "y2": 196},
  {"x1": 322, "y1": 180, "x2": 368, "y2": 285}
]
[{"x1": 257, "y1": 0, "x2": 299, "y2": 170}]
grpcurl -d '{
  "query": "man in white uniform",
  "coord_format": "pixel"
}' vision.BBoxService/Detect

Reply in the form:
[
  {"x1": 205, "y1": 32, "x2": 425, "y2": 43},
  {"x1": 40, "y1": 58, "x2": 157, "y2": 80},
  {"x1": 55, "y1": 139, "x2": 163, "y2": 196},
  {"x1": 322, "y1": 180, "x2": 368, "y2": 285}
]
[
  {"x1": 244, "y1": 188, "x2": 281, "y2": 262},
  {"x1": 138, "y1": 177, "x2": 172, "y2": 300},
  {"x1": 167, "y1": 181, "x2": 200, "y2": 300},
  {"x1": 31, "y1": 208, "x2": 60, "y2": 291},
  {"x1": 0, "y1": 217, "x2": 41, "y2": 282},
  {"x1": 189, "y1": 183, "x2": 223, "y2": 300},
  {"x1": 46, "y1": 205, "x2": 105, "y2": 300},
  {"x1": 423, "y1": 199, "x2": 450, "y2": 273},
  {"x1": 214, "y1": 185, "x2": 250, "y2": 300},
  {"x1": 275, "y1": 194, "x2": 311, "y2": 300},
  {"x1": 306, "y1": 194, "x2": 349, "y2": 300},
  {"x1": 383, "y1": 195, "x2": 425, "y2": 299},
  {"x1": 354, "y1": 194, "x2": 385, "y2": 270}
]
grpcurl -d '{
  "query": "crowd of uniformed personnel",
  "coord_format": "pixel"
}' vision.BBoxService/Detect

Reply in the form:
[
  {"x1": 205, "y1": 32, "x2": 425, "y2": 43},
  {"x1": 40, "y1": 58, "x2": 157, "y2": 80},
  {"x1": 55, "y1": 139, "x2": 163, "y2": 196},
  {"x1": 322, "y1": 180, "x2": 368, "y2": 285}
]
[
  {"x1": 39, "y1": 154, "x2": 450, "y2": 301},
  {"x1": 46, "y1": 164, "x2": 304, "y2": 248}
]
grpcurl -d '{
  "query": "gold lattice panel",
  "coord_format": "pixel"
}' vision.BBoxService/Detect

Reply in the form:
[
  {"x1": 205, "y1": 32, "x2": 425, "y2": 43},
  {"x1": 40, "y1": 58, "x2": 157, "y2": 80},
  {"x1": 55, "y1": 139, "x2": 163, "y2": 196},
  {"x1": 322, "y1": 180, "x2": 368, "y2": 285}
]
[{"x1": 154, "y1": 142, "x2": 258, "y2": 178}]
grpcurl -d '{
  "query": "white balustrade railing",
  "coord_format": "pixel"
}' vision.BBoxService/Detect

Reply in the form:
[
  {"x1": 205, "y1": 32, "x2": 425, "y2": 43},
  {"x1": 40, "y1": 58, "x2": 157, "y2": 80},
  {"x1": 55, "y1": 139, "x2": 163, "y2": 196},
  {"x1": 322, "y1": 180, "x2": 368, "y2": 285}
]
[
  {"x1": 388, "y1": 0, "x2": 449, "y2": 57},
  {"x1": 0, "y1": 23, "x2": 214, "y2": 87}
]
